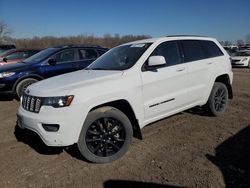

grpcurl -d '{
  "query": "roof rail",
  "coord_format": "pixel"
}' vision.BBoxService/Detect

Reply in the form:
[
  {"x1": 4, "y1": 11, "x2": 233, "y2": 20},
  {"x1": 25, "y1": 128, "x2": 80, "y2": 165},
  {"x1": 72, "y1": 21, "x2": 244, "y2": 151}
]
[{"x1": 166, "y1": 35, "x2": 209, "y2": 38}]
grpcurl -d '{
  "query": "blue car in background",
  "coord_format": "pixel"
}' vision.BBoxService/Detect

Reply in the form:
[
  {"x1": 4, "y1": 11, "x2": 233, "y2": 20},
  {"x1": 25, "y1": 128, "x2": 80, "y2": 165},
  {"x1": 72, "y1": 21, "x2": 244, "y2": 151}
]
[{"x1": 0, "y1": 45, "x2": 108, "y2": 99}]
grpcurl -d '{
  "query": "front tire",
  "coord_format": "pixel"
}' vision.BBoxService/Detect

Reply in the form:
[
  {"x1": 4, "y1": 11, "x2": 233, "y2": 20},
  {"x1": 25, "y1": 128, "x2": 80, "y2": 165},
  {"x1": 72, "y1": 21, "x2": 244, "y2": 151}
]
[
  {"x1": 205, "y1": 82, "x2": 229, "y2": 116},
  {"x1": 77, "y1": 107, "x2": 133, "y2": 163},
  {"x1": 16, "y1": 78, "x2": 38, "y2": 99}
]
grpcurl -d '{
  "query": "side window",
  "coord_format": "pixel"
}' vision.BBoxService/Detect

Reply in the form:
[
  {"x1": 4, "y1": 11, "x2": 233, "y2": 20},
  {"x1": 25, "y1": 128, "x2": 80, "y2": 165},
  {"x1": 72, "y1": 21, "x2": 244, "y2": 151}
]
[
  {"x1": 97, "y1": 49, "x2": 107, "y2": 56},
  {"x1": 23, "y1": 51, "x2": 32, "y2": 58},
  {"x1": 6, "y1": 52, "x2": 24, "y2": 60},
  {"x1": 26, "y1": 50, "x2": 38, "y2": 57},
  {"x1": 78, "y1": 49, "x2": 98, "y2": 60},
  {"x1": 200, "y1": 40, "x2": 224, "y2": 58},
  {"x1": 181, "y1": 40, "x2": 205, "y2": 62},
  {"x1": 55, "y1": 49, "x2": 75, "y2": 63},
  {"x1": 151, "y1": 41, "x2": 182, "y2": 66}
]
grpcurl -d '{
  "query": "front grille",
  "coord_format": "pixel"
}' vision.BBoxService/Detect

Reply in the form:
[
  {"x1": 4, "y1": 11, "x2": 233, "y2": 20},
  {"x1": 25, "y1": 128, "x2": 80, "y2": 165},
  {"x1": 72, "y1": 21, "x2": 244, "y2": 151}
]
[
  {"x1": 22, "y1": 94, "x2": 42, "y2": 113},
  {"x1": 232, "y1": 59, "x2": 240, "y2": 63}
]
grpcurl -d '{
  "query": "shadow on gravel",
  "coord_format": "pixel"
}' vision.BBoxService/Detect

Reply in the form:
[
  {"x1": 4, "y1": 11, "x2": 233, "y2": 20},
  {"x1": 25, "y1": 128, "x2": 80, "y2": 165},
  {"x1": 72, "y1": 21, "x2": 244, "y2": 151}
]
[
  {"x1": 185, "y1": 106, "x2": 212, "y2": 117},
  {"x1": 64, "y1": 144, "x2": 86, "y2": 161},
  {"x1": 207, "y1": 126, "x2": 250, "y2": 188},
  {"x1": 103, "y1": 180, "x2": 186, "y2": 188},
  {"x1": 14, "y1": 125, "x2": 63, "y2": 155}
]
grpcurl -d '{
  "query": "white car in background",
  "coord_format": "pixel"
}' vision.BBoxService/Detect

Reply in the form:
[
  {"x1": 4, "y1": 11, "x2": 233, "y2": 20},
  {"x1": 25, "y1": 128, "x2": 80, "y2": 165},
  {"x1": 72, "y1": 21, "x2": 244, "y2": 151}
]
[{"x1": 231, "y1": 50, "x2": 250, "y2": 68}]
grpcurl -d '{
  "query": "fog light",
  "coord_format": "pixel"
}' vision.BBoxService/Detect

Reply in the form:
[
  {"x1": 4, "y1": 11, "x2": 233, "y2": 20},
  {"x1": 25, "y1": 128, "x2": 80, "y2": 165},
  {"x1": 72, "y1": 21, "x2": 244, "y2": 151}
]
[{"x1": 42, "y1": 124, "x2": 60, "y2": 132}]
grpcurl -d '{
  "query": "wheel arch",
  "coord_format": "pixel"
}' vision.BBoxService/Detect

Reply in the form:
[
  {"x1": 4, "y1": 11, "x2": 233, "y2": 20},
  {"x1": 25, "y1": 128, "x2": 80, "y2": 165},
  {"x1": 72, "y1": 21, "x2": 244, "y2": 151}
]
[
  {"x1": 89, "y1": 99, "x2": 143, "y2": 140},
  {"x1": 214, "y1": 74, "x2": 233, "y2": 99},
  {"x1": 12, "y1": 74, "x2": 44, "y2": 93}
]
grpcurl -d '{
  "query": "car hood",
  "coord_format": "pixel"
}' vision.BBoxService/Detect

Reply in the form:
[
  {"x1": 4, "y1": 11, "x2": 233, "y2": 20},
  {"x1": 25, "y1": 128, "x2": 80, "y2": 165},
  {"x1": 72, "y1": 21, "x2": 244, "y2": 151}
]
[
  {"x1": 231, "y1": 56, "x2": 249, "y2": 60},
  {"x1": 0, "y1": 62, "x2": 29, "y2": 72},
  {"x1": 28, "y1": 70, "x2": 124, "y2": 97}
]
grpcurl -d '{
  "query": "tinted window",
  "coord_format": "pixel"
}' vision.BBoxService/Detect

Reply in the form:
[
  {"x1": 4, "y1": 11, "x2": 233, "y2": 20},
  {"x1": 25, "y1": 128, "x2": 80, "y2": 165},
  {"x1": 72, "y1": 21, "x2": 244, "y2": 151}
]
[
  {"x1": 181, "y1": 40, "x2": 205, "y2": 62},
  {"x1": 26, "y1": 50, "x2": 39, "y2": 57},
  {"x1": 151, "y1": 41, "x2": 182, "y2": 66},
  {"x1": 6, "y1": 52, "x2": 24, "y2": 60},
  {"x1": 234, "y1": 51, "x2": 250, "y2": 56},
  {"x1": 78, "y1": 49, "x2": 98, "y2": 60},
  {"x1": 97, "y1": 49, "x2": 107, "y2": 56},
  {"x1": 200, "y1": 41, "x2": 223, "y2": 58},
  {"x1": 55, "y1": 49, "x2": 75, "y2": 63},
  {"x1": 23, "y1": 48, "x2": 59, "y2": 63}
]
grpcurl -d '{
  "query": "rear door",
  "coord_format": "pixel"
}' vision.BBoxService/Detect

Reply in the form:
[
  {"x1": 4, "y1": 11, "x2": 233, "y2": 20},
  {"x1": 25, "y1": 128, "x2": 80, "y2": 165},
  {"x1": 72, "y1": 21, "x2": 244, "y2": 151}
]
[
  {"x1": 180, "y1": 40, "x2": 215, "y2": 105},
  {"x1": 75, "y1": 48, "x2": 98, "y2": 70},
  {"x1": 43, "y1": 49, "x2": 78, "y2": 78},
  {"x1": 141, "y1": 41, "x2": 189, "y2": 121}
]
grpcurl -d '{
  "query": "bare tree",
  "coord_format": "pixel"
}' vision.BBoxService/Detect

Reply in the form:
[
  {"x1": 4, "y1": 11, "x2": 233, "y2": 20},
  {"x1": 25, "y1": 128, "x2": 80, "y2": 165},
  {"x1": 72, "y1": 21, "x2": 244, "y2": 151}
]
[{"x1": 0, "y1": 21, "x2": 13, "y2": 44}]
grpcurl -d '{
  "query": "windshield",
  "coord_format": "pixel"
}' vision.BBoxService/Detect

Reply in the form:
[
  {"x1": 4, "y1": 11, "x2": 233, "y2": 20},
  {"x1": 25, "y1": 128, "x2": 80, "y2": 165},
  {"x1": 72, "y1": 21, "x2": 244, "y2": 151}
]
[
  {"x1": 88, "y1": 43, "x2": 152, "y2": 70},
  {"x1": 234, "y1": 51, "x2": 250, "y2": 56},
  {"x1": 23, "y1": 48, "x2": 59, "y2": 63},
  {"x1": 0, "y1": 49, "x2": 10, "y2": 56}
]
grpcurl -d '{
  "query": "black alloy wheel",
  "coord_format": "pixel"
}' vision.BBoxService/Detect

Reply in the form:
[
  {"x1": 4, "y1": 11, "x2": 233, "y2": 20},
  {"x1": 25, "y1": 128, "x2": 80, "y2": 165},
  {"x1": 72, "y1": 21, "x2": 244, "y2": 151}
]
[
  {"x1": 77, "y1": 106, "x2": 133, "y2": 163},
  {"x1": 214, "y1": 87, "x2": 227, "y2": 112},
  {"x1": 86, "y1": 117, "x2": 126, "y2": 157}
]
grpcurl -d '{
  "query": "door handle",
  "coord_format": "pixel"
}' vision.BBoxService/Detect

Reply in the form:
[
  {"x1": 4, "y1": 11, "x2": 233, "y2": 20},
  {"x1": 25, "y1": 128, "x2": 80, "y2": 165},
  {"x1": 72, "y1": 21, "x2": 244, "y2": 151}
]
[
  {"x1": 176, "y1": 67, "x2": 185, "y2": 72},
  {"x1": 206, "y1": 62, "x2": 213, "y2": 65}
]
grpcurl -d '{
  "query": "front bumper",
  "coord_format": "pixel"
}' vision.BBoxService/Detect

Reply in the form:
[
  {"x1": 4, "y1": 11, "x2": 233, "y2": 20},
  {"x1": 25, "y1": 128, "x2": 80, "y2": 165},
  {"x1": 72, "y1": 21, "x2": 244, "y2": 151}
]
[
  {"x1": 0, "y1": 90, "x2": 15, "y2": 98},
  {"x1": 17, "y1": 104, "x2": 86, "y2": 146}
]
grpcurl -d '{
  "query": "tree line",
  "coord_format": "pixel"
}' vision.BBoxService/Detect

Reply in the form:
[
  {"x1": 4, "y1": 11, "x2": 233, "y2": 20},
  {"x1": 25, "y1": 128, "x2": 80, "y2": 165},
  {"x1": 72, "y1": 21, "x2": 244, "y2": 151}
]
[
  {"x1": 1, "y1": 21, "x2": 250, "y2": 49},
  {"x1": 12, "y1": 34, "x2": 151, "y2": 49}
]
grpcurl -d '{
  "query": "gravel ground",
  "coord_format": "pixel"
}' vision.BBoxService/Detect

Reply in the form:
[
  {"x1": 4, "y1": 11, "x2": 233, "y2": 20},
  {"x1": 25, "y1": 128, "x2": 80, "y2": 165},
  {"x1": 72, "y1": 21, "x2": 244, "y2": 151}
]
[{"x1": 0, "y1": 68, "x2": 249, "y2": 188}]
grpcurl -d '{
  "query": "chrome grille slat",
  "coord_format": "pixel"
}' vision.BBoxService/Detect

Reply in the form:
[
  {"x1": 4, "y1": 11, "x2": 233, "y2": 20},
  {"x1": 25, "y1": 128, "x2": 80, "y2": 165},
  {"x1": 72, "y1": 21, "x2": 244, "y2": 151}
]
[{"x1": 22, "y1": 94, "x2": 42, "y2": 113}]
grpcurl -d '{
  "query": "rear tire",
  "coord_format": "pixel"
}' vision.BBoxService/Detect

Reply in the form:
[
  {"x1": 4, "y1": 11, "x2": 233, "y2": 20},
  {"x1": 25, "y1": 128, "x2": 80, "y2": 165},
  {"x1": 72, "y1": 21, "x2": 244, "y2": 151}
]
[
  {"x1": 16, "y1": 78, "x2": 38, "y2": 99},
  {"x1": 205, "y1": 82, "x2": 229, "y2": 116},
  {"x1": 77, "y1": 106, "x2": 133, "y2": 163}
]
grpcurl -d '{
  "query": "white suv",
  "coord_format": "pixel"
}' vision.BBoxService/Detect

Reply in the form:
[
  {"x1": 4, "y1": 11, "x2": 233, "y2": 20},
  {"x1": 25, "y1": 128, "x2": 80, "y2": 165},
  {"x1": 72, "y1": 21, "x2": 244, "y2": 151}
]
[{"x1": 17, "y1": 36, "x2": 233, "y2": 163}]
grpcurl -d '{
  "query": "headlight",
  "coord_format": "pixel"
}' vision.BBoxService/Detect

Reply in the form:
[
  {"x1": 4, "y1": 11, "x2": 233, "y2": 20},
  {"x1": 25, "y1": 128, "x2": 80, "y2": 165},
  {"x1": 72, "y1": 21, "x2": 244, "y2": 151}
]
[
  {"x1": 43, "y1": 95, "x2": 74, "y2": 108},
  {"x1": 241, "y1": 58, "x2": 248, "y2": 62},
  {"x1": 0, "y1": 72, "x2": 15, "y2": 78}
]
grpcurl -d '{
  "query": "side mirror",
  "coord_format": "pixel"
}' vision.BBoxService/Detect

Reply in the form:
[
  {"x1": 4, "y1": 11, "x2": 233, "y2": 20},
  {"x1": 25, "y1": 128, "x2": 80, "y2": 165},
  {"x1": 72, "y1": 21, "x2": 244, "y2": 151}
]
[
  {"x1": 48, "y1": 58, "x2": 57, "y2": 66},
  {"x1": 3, "y1": 57, "x2": 7, "y2": 63},
  {"x1": 146, "y1": 56, "x2": 166, "y2": 71}
]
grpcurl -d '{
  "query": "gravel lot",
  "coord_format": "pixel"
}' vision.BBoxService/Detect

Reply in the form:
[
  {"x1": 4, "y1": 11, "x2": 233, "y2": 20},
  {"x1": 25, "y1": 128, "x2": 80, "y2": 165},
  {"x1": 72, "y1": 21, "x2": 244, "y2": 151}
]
[{"x1": 0, "y1": 68, "x2": 249, "y2": 188}]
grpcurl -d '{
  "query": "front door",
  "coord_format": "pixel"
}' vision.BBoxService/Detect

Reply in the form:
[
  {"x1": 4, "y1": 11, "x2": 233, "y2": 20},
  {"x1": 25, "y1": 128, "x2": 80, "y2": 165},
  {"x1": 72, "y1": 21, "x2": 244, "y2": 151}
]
[
  {"x1": 43, "y1": 49, "x2": 78, "y2": 78},
  {"x1": 141, "y1": 41, "x2": 189, "y2": 122}
]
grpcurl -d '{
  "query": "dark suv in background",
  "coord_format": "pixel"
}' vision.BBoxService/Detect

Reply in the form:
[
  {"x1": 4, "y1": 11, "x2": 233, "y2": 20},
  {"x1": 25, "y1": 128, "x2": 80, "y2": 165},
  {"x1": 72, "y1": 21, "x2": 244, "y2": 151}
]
[{"x1": 0, "y1": 45, "x2": 108, "y2": 99}]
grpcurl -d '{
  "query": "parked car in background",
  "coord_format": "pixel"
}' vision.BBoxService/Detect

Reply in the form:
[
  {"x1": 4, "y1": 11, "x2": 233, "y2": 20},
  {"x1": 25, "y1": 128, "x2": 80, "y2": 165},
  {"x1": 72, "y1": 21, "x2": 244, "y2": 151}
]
[
  {"x1": 0, "y1": 44, "x2": 16, "y2": 56},
  {"x1": 0, "y1": 49, "x2": 41, "y2": 65},
  {"x1": 17, "y1": 36, "x2": 233, "y2": 163},
  {"x1": 231, "y1": 50, "x2": 250, "y2": 68},
  {"x1": 223, "y1": 46, "x2": 238, "y2": 56},
  {"x1": 0, "y1": 44, "x2": 108, "y2": 98}
]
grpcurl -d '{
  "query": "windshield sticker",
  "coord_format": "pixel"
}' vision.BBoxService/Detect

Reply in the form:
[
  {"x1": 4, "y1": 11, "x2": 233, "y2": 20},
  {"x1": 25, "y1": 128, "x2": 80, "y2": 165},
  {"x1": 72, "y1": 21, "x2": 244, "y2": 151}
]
[{"x1": 130, "y1": 44, "x2": 146, "y2": 48}]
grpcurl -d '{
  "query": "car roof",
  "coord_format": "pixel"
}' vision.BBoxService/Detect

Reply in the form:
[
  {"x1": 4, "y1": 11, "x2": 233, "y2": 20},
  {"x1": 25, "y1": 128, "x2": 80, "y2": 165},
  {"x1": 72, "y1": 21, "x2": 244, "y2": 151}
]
[
  {"x1": 123, "y1": 35, "x2": 216, "y2": 46},
  {"x1": 51, "y1": 44, "x2": 106, "y2": 49}
]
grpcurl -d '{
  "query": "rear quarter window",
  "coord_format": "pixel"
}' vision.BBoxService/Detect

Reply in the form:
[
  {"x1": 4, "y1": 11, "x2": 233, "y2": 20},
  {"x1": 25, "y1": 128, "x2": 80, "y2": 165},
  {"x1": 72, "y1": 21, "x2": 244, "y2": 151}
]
[{"x1": 200, "y1": 40, "x2": 224, "y2": 58}]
